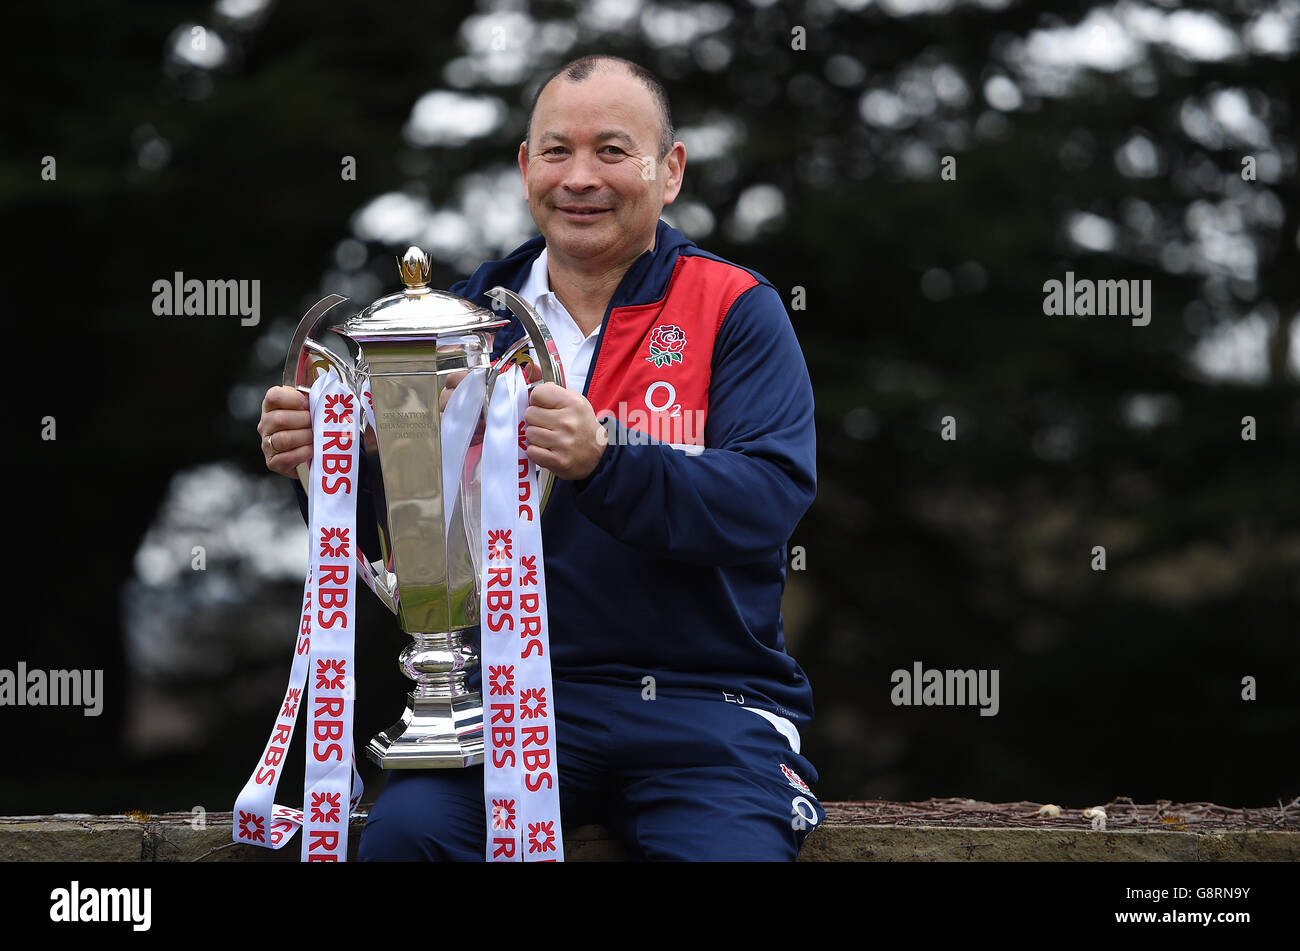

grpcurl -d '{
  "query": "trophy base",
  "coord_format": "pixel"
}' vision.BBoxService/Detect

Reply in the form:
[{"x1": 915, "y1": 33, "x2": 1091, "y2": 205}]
[{"x1": 365, "y1": 690, "x2": 484, "y2": 769}]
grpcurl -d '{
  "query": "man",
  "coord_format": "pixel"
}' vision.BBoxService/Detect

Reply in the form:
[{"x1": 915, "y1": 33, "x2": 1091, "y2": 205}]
[{"x1": 257, "y1": 55, "x2": 823, "y2": 860}]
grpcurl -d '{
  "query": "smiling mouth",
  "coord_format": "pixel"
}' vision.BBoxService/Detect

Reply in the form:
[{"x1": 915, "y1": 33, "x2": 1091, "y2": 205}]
[{"x1": 558, "y1": 207, "x2": 610, "y2": 217}]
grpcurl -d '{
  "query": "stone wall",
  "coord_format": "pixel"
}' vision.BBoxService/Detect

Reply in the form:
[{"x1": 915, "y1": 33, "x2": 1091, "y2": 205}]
[{"x1": 3, "y1": 800, "x2": 1295, "y2": 861}]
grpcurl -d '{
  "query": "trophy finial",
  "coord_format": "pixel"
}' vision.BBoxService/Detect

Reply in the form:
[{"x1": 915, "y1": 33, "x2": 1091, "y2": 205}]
[{"x1": 398, "y1": 246, "x2": 432, "y2": 290}]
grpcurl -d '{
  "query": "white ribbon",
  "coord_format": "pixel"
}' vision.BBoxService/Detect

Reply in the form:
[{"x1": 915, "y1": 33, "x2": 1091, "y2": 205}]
[
  {"x1": 233, "y1": 368, "x2": 363, "y2": 860},
  {"x1": 441, "y1": 367, "x2": 487, "y2": 546},
  {"x1": 480, "y1": 365, "x2": 564, "y2": 862}
]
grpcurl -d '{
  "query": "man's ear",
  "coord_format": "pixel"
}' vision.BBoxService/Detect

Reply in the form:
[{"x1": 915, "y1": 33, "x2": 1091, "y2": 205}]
[
  {"x1": 517, "y1": 141, "x2": 529, "y2": 198},
  {"x1": 660, "y1": 141, "x2": 686, "y2": 205}
]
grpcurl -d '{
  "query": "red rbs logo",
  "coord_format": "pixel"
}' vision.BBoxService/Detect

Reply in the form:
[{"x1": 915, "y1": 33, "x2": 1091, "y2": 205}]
[
  {"x1": 238, "y1": 811, "x2": 265, "y2": 842},
  {"x1": 319, "y1": 527, "x2": 350, "y2": 559},
  {"x1": 491, "y1": 798, "x2": 517, "y2": 831},
  {"x1": 487, "y1": 528, "x2": 513, "y2": 561},
  {"x1": 323, "y1": 393, "x2": 354, "y2": 424},
  {"x1": 519, "y1": 687, "x2": 547, "y2": 719},
  {"x1": 488, "y1": 665, "x2": 515, "y2": 696},
  {"x1": 527, "y1": 820, "x2": 556, "y2": 855},
  {"x1": 310, "y1": 791, "x2": 342, "y2": 823}
]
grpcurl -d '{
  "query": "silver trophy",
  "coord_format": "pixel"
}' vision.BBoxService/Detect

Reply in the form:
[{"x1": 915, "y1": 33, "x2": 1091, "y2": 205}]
[{"x1": 284, "y1": 247, "x2": 563, "y2": 768}]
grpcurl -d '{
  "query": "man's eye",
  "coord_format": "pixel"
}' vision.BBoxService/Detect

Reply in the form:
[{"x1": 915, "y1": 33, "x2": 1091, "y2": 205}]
[
  {"x1": 602, "y1": 146, "x2": 626, "y2": 155},
  {"x1": 543, "y1": 146, "x2": 566, "y2": 156}
]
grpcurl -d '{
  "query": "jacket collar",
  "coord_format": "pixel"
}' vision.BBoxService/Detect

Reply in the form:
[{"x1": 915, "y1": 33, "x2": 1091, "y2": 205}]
[{"x1": 458, "y1": 219, "x2": 696, "y2": 310}]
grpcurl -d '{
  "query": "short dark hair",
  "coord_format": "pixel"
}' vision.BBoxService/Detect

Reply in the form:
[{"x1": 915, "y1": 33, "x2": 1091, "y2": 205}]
[{"x1": 525, "y1": 55, "x2": 675, "y2": 160}]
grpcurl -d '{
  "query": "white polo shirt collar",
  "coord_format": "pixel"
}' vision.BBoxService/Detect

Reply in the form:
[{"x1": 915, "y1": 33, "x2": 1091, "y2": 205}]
[{"x1": 515, "y1": 247, "x2": 601, "y2": 396}]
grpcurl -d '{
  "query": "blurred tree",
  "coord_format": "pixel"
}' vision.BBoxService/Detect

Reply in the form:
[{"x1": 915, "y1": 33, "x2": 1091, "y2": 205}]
[{"x1": 5, "y1": 0, "x2": 1296, "y2": 812}]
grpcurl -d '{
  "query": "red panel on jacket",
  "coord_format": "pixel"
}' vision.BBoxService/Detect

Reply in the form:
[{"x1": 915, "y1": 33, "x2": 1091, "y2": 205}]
[{"x1": 585, "y1": 255, "x2": 758, "y2": 447}]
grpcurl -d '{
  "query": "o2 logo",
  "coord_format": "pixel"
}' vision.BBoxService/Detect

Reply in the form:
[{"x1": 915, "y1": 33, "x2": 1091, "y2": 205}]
[
  {"x1": 645, "y1": 381, "x2": 681, "y2": 417},
  {"x1": 791, "y1": 796, "x2": 819, "y2": 832}
]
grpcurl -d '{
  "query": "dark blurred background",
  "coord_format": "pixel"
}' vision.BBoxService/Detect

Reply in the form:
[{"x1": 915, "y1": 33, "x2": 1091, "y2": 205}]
[{"x1": 4, "y1": 0, "x2": 1297, "y2": 816}]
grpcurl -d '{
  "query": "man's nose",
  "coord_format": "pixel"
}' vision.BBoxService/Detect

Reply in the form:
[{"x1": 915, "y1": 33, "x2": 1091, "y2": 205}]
[{"x1": 561, "y1": 150, "x2": 602, "y2": 191}]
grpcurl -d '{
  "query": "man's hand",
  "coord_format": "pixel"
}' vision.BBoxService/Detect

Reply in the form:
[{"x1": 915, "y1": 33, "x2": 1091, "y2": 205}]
[
  {"x1": 523, "y1": 382, "x2": 608, "y2": 480},
  {"x1": 258, "y1": 386, "x2": 312, "y2": 478},
  {"x1": 440, "y1": 369, "x2": 469, "y2": 413}
]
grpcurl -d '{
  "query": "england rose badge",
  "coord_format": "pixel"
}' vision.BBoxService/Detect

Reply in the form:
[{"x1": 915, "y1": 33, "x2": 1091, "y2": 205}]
[{"x1": 646, "y1": 324, "x2": 686, "y2": 367}]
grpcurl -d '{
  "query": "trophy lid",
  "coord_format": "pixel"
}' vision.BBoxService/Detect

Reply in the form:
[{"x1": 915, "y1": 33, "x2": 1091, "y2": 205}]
[{"x1": 341, "y1": 246, "x2": 510, "y2": 341}]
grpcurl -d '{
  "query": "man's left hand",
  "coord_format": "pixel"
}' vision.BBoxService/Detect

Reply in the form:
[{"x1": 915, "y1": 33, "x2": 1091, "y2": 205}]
[{"x1": 523, "y1": 382, "x2": 609, "y2": 480}]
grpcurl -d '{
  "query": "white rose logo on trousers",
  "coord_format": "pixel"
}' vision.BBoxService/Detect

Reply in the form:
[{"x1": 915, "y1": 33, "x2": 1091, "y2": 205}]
[{"x1": 781, "y1": 763, "x2": 812, "y2": 794}]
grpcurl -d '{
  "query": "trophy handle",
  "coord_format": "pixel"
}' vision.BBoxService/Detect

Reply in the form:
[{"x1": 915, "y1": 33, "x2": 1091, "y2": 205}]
[
  {"x1": 483, "y1": 286, "x2": 566, "y2": 514},
  {"x1": 284, "y1": 293, "x2": 399, "y2": 614}
]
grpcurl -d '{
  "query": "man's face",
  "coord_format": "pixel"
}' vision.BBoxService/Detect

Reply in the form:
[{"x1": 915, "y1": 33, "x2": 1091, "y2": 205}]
[{"x1": 519, "y1": 69, "x2": 684, "y2": 269}]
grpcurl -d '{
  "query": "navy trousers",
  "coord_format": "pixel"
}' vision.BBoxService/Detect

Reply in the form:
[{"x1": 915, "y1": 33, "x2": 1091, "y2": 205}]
[{"x1": 358, "y1": 678, "x2": 825, "y2": 861}]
